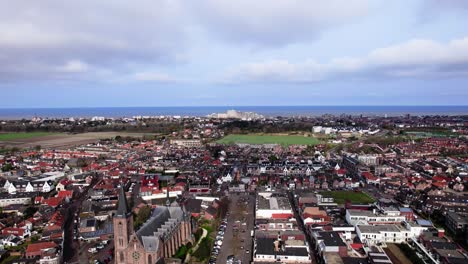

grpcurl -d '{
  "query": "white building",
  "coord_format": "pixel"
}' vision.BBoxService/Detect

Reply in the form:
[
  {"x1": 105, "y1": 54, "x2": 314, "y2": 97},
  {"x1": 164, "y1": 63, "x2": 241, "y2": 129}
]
[
  {"x1": 254, "y1": 237, "x2": 311, "y2": 263},
  {"x1": 256, "y1": 194, "x2": 293, "y2": 219},
  {"x1": 0, "y1": 193, "x2": 32, "y2": 207},
  {"x1": 221, "y1": 173, "x2": 233, "y2": 183},
  {"x1": 345, "y1": 209, "x2": 406, "y2": 226},
  {"x1": 355, "y1": 223, "x2": 427, "y2": 245},
  {"x1": 4, "y1": 180, "x2": 53, "y2": 194},
  {"x1": 358, "y1": 154, "x2": 380, "y2": 166}
]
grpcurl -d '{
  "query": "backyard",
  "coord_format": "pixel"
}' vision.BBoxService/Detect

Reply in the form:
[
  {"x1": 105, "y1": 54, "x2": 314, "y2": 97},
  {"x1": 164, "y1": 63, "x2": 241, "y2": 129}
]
[{"x1": 320, "y1": 190, "x2": 375, "y2": 204}]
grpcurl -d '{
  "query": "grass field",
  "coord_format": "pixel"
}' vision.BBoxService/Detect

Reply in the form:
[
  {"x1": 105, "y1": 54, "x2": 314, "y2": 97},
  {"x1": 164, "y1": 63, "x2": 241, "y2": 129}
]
[
  {"x1": 320, "y1": 190, "x2": 375, "y2": 204},
  {"x1": 0, "y1": 132, "x2": 56, "y2": 141},
  {"x1": 216, "y1": 134, "x2": 320, "y2": 146}
]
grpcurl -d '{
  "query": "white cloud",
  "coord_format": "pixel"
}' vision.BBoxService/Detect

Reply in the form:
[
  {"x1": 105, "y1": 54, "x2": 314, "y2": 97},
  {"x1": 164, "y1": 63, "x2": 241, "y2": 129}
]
[
  {"x1": 188, "y1": 0, "x2": 371, "y2": 46},
  {"x1": 225, "y1": 37, "x2": 468, "y2": 83},
  {"x1": 58, "y1": 60, "x2": 90, "y2": 73},
  {"x1": 132, "y1": 72, "x2": 175, "y2": 82},
  {"x1": 0, "y1": 0, "x2": 188, "y2": 81}
]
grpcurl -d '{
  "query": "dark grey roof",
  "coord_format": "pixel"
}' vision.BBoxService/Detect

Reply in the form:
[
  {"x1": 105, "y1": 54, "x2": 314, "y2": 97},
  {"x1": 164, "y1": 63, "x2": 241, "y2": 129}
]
[
  {"x1": 136, "y1": 206, "x2": 185, "y2": 252},
  {"x1": 316, "y1": 231, "x2": 346, "y2": 247},
  {"x1": 184, "y1": 199, "x2": 202, "y2": 213},
  {"x1": 255, "y1": 238, "x2": 308, "y2": 257},
  {"x1": 136, "y1": 207, "x2": 171, "y2": 240},
  {"x1": 116, "y1": 187, "x2": 130, "y2": 217},
  {"x1": 255, "y1": 237, "x2": 276, "y2": 255},
  {"x1": 277, "y1": 247, "x2": 308, "y2": 256}
]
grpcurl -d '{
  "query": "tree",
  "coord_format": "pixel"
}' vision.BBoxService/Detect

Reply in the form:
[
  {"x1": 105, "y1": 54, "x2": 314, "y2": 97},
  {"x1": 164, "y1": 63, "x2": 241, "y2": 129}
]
[
  {"x1": 1, "y1": 163, "x2": 13, "y2": 172},
  {"x1": 268, "y1": 155, "x2": 278, "y2": 163},
  {"x1": 23, "y1": 206, "x2": 38, "y2": 219},
  {"x1": 133, "y1": 205, "x2": 152, "y2": 229}
]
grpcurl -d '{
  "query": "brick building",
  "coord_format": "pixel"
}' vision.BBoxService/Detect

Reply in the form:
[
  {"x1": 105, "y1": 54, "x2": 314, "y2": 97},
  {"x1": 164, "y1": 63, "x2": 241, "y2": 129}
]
[{"x1": 113, "y1": 188, "x2": 192, "y2": 264}]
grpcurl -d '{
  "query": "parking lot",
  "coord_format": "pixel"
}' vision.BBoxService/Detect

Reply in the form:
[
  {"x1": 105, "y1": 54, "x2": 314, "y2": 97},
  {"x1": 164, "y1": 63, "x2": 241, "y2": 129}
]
[
  {"x1": 215, "y1": 193, "x2": 255, "y2": 264},
  {"x1": 76, "y1": 239, "x2": 113, "y2": 264}
]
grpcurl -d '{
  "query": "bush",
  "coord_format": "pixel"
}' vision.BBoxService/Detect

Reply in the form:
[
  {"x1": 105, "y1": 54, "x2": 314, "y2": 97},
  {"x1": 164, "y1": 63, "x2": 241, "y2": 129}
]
[
  {"x1": 194, "y1": 228, "x2": 203, "y2": 241},
  {"x1": 174, "y1": 245, "x2": 188, "y2": 259},
  {"x1": 193, "y1": 238, "x2": 212, "y2": 261}
]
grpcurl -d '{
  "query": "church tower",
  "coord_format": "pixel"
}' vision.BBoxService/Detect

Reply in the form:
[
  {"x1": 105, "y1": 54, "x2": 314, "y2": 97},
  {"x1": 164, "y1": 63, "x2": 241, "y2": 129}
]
[{"x1": 114, "y1": 187, "x2": 133, "y2": 264}]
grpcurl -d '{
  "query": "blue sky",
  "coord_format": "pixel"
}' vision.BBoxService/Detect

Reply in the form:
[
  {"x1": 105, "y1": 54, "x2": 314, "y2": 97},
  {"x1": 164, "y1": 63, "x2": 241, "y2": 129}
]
[{"x1": 1, "y1": 0, "x2": 468, "y2": 107}]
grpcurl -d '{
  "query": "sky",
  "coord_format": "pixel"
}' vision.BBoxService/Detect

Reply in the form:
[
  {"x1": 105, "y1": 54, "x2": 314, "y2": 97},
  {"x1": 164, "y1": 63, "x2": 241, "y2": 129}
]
[{"x1": 1, "y1": 0, "x2": 468, "y2": 108}]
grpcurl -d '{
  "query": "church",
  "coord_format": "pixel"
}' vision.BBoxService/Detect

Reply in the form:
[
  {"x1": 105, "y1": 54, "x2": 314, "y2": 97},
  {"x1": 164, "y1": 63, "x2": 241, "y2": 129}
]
[{"x1": 113, "y1": 188, "x2": 192, "y2": 264}]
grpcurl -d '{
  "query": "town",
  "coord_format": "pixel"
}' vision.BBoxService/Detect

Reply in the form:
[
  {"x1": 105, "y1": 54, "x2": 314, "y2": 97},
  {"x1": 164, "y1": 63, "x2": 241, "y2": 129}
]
[{"x1": 0, "y1": 111, "x2": 467, "y2": 264}]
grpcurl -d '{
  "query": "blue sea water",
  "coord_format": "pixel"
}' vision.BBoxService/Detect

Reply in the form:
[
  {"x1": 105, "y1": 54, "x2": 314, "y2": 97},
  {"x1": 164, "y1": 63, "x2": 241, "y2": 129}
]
[{"x1": 0, "y1": 106, "x2": 466, "y2": 119}]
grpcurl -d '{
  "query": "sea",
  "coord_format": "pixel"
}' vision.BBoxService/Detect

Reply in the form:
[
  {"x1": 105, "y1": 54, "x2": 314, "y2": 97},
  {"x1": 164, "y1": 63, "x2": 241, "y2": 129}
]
[{"x1": 0, "y1": 106, "x2": 467, "y2": 120}]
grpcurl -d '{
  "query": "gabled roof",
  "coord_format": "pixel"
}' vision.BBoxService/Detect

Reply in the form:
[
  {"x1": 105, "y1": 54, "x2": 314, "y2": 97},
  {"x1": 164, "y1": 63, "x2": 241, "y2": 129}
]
[{"x1": 26, "y1": 241, "x2": 57, "y2": 254}]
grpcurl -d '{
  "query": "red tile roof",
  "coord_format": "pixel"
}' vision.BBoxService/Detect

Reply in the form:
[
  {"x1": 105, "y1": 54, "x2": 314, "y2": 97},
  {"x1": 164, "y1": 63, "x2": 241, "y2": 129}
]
[{"x1": 26, "y1": 241, "x2": 57, "y2": 254}]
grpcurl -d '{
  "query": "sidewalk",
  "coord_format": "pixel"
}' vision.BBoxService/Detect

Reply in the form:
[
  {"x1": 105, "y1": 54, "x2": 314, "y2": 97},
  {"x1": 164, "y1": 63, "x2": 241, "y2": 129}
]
[{"x1": 184, "y1": 228, "x2": 208, "y2": 263}]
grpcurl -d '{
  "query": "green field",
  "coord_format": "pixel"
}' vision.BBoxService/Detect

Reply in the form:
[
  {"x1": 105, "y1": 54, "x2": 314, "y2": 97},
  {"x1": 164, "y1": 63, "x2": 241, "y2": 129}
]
[
  {"x1": 217, "y1": 134, "x2": 320, "y2": 146},
  {"x1": 320, "y1": 191, "x2": 375, "y2": 204},
  {"x1": 0, "y1": 132, "x2": 56, "y2": 141}
]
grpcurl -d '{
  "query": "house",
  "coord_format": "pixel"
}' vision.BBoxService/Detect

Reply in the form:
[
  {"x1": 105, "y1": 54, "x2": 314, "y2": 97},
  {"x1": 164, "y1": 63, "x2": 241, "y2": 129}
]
[
  {"x1": 204, "y1": 206, "x2": 218, "y2": 220},
  {"x1": 0, "y1": 193, "x2": 33, "y2": 207},
  {"x1": 221, "y1": 173, "x2": 232, "y2": 183},
  {"x1": 0, "y1": 234, "x2": 23, "y2": 247},
  {"x1": 57, "y1": 190, "x2": 73, "y2": 199},
  {"x1": 184, "y1": 199, "x2": 202, "y2": 218},
  {"x1": 399, "y1": 207, "x2": 415, "y2": 222},
  {"x1": 445, "y1": 212, "x2": 468, "y2": 235},
  {"x1": 345, "y1": 209, "x2": 406, "y2": 226},
  {"x1": 254, "y1": 237, "x2": 311, "y2": 263},
  {"x1": 25, "y1": 241, "x2": 58, "y2": 259},
  {"x1": 2, "y1": 227, "x2": 31, "y2": 239},
  {"x1": 303, "y1": 207, "x2": 331, "y2": 226},
  {"x1": 3, "y1": 180, "x2": 53, "y2": 194},
  {"x1": 312, "y1": 231, "x2": 348, "y2": 258},
  {"x1": 357, "y1": 225, "x2": 406, "y2": 245}
]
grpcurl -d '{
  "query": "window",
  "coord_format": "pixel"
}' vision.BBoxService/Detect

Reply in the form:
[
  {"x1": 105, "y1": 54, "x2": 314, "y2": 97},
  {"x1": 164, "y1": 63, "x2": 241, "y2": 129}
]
[
  {"x1": 118, "y1": 222, "x2": 123, "y2": 235},
  {"x1": 120, "y1": 252, "x2": 125, "y2": 263},
  {"x1": 148, "y1": 255, "x2": 153, "y2": 264}
]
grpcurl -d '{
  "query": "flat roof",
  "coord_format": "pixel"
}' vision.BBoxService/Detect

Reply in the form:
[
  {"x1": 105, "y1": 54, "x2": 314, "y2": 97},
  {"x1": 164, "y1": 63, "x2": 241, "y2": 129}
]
[{"x1": 357, "y1": 224, "x2": 402, "y2": 233}]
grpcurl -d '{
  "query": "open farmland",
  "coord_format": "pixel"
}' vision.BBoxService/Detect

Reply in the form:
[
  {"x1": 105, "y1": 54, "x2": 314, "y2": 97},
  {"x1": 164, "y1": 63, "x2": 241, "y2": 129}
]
[
  {"x1": 0, "y1": 132, "x2": 57, "y2": 141},
  {"x1": 320, "y1": 190, "x2": 375, "y2": 204},
  {"x1": 216, "y1": 134, "x2": 320, "y2": 146},
  {"x1": 0, "y1": 132, "x2": 151, "y2": 149}
]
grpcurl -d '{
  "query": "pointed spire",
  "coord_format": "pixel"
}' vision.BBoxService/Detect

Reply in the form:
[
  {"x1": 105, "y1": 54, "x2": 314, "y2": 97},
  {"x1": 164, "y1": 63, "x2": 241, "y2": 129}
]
[
  {"x1": 116, "y1": 186, "x2": 130, "y2": 217},
  {"x1": 166, "y1": 184, "x2": 170, "y2": 207}
]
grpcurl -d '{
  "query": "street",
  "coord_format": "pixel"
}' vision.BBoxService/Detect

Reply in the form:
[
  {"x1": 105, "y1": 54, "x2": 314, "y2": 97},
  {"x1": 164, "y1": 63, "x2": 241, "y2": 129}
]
[
  {"x1": 288, "y1": 190, "x2": 317, "y2": 264},
  {"x1": 216, "y1": 193, "x2": 255, "y2": 264}
]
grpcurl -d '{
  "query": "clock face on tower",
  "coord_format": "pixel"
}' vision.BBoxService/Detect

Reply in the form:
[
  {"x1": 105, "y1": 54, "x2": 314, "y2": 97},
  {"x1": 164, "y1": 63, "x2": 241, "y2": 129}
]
[{"x1": 132, "y1": 251, "x2": 140, "y2": 260}]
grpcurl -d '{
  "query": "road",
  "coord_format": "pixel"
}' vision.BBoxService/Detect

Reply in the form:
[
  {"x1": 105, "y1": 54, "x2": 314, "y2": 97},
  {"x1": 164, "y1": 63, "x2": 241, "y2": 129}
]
[
  {"x1": 216, "y1": 193, "x2": 255, "y2": 264},
  {"x1": 288, "y1": 190, "x2": 317, "y2": 264},
  {"x1": 63, "y1": 176, "x2": 100, "y2": 263}
]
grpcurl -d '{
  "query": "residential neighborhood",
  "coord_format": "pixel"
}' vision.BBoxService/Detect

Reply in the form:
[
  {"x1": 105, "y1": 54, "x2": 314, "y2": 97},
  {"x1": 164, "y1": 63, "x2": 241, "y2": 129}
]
[{"x1": 0, "y1": 112, "x2": 466, "y2": 264}]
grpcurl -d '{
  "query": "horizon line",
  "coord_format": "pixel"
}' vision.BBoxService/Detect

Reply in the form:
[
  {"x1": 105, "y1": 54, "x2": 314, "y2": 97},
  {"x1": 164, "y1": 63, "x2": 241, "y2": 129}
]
[{"x1": 1, "y1": 105, "x2": 468, "y2": 110}]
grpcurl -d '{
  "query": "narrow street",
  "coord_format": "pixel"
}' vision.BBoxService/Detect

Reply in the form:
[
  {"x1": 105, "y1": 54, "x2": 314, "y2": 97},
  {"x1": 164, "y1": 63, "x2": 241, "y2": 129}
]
[
  {"x1": 288, "y1": 190, "x2": 317, "y2": 264},
  {"x1": 63, "y1": 178, "x2": 100, "y2": 263}
]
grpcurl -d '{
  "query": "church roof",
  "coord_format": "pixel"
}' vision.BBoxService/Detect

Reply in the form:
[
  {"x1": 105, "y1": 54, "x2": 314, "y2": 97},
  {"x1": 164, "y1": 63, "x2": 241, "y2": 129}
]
[{"x1": 136, "y1": 206, "x2": 185, "y2": 251}]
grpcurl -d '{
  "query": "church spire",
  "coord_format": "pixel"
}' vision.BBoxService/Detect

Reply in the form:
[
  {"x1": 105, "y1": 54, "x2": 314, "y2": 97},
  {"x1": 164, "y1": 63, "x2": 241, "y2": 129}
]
[
  {"x1": 166, "y1": 183, "x2": 170, "y2": 207},
  {"x1": 116, "y1": 186, "x2": 130, "y2": 217}
]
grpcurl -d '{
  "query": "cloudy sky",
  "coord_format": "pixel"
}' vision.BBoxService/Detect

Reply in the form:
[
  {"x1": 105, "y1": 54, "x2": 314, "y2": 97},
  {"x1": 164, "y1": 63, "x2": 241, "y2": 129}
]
[{"x1": 1, "y1": 0, "x2": 468, "y2": 107}]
